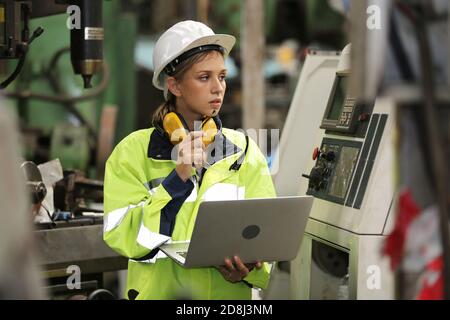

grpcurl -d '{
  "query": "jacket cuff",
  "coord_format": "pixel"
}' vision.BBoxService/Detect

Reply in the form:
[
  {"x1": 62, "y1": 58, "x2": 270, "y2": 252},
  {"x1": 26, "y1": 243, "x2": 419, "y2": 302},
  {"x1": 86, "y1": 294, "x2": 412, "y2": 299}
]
[
  {"x1": 161, "y1": 169, "x2": 194, "y2": 199},
  {"x1": 243, "y1": 263, "x2": 271, "y2": 290}
]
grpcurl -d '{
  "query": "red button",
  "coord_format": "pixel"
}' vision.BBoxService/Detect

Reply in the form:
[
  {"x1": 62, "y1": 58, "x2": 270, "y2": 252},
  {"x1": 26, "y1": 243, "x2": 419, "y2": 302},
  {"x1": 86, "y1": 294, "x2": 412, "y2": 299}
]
[
  {"x1": 313, "y1": 147, "x2": 320, "y2": 160},
  {"x1": 359, "y1": 113, "x2": 370, "y2": 122}
]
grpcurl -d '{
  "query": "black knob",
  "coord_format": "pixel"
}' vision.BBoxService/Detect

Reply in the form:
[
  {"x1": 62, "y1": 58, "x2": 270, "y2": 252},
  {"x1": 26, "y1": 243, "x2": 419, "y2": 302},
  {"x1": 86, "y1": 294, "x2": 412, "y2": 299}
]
[
  {"x1": 322, "y1": 151, "x2": 335, "y2": 162},
  {"x1": 302, "y1": 165, "x2": 328, "y2": 191}
]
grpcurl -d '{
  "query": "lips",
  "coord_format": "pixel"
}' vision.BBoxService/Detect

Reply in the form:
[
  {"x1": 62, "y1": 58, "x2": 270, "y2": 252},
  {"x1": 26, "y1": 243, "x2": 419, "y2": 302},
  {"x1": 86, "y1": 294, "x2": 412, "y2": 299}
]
[{"x1": 209, "y1": 99, "x2": 222, "y2": 104}]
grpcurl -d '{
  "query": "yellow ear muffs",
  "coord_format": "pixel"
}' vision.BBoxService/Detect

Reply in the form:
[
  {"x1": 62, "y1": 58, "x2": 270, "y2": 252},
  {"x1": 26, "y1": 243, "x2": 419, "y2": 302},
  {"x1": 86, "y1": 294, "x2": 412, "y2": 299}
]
[
  {"x1": 162, "y1": 112, "x2": 188, "y2": 144},
  {"x1": 163, "y1": 112, "x2": 218, "y2": 147},
  {"x1": 201, "y1": 117, "x2": 218, "y2": 148}
]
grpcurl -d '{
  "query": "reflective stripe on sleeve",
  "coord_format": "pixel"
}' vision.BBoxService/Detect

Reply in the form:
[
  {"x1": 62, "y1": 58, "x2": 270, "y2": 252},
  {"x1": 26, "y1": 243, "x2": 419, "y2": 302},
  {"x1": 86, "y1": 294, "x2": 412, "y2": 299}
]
[
  {"x1": 184, "y1": 183, "x2": 198, "y2": 202},
  {"x1": 136, "y1": 220, "x2": 170, "y2": 250},
  {"x1": 103, "y1": 201, "x2": 146, "y2": 233}
]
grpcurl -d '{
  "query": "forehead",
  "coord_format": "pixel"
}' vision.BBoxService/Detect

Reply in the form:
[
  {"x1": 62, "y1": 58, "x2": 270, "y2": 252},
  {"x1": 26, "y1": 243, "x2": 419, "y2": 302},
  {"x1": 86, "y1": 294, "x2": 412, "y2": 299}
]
[{"x1": 190, "y1": 51, "x2": 226, "y2": 72}]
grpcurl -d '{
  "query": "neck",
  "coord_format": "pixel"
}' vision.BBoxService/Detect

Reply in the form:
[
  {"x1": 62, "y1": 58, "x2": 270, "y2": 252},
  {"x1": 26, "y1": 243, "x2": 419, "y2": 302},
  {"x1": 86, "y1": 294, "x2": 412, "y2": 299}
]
[{"x1": 175, "y1": 102, "x2": 202, "y2": 131}]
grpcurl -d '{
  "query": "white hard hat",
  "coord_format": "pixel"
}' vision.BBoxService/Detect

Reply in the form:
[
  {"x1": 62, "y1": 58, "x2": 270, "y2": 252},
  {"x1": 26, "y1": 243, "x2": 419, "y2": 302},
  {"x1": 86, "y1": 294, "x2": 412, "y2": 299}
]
[
  {"x1": 152, "y1": 20, "x2": 236, "y2": 96},
  {"x1": 337, "y1": 43, "x2": 351, "y2": 74}
]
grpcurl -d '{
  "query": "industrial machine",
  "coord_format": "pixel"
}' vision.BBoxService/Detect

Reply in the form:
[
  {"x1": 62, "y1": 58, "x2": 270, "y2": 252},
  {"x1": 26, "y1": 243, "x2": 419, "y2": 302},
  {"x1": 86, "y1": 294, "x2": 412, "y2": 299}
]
[
  {"x1": 274, "y1": 49, "x2": 341, "y2": 197},
  {"x1": 265, "y1": 48, "x2": 339, "y2": 299},
  {"x1": 275, "y1": 45, "x2": 395, "y2": 299},
  {"x1": 0, "y1": 1, "x2": 124, "y2": 299},
  {"x1": 0, "y1": 0, "x2": 104, "y2": 89},
  {"x1": 19, "y1": 158, "x2": 126, "y2": 299}
]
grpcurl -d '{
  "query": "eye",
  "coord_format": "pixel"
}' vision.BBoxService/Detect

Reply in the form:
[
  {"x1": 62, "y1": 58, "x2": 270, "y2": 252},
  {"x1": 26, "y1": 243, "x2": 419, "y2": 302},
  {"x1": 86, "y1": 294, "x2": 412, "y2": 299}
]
[
  {"x1": 219, "y1": 74, "x2": 226, "y2": 81},
  {"x1": 199, "y1": 75, "x2": 209, "y2": 81}
]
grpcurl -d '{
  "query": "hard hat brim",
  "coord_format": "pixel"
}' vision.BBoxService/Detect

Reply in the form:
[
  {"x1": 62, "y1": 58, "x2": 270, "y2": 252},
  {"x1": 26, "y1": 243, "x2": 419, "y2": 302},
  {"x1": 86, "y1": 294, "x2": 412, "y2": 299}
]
[{"x1": 153, "y1": 34, "x2": 236, "y2": 90}]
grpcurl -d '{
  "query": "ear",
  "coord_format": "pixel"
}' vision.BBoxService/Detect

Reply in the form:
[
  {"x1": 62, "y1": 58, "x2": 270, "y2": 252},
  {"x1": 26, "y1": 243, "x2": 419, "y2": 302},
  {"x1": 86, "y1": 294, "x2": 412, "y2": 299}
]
[{"x1": 167, "y1": 77, "x2": 182, "y2": 97}]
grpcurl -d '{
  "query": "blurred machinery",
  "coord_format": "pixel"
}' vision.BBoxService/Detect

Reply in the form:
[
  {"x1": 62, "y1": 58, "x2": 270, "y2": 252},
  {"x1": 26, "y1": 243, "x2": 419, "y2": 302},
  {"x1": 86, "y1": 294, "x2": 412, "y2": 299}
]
[
  {"x1": 266, "y1": 49, "x2": 340, "y2": 299},
  {"x1": 0, "y1": 0, "x2": 104, "y2": 88},
  {"x1": 56, "y1": 170, "x2": 103, "y2": 215},
  {"x1": 18, "y1": 158, "x2": 126, "y2": 299},
  {"x1": 0, "y1": 104, "x2": 45, "y2": 299},
  {"x1": 275, "y1": 44, "x2": 395, "y2": 299},
  {"x1": 21, "y1": 161, "x2": 47, "y2": 217},
  {"x1": 67, "y1": 0, "x2": 103, "y2": 89},
  {"x1": 0, "y1": 1, "x2": 125, "y2": 300},
  {"x1": 274, "y1": 49, "x2": 340, "y2": 197},
  {"x1": 331, "y1": 0, "x2": 449, "y2": 299},
  {"x1": 0, "y1": 0, "x2": 111, "y2": 175}
]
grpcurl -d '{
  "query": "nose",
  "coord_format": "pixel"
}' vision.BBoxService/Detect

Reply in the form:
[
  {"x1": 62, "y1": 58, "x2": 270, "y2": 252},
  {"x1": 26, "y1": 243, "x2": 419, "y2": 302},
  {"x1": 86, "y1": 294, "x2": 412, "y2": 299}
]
[{"x1": 211, "y1": 77, "x2": 224, "y2": 95}]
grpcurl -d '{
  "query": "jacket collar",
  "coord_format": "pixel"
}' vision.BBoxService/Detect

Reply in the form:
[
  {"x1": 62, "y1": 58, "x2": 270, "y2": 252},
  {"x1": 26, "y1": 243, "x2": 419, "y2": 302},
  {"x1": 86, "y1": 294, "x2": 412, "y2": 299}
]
[{"x1": 147, "y1": 117, "x2": 242, "y2": 165}]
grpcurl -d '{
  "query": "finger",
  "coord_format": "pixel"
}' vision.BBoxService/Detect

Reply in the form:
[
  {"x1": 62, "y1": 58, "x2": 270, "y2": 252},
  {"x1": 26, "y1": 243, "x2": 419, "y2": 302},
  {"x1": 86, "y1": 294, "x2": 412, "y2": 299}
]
[
  {"x1": 176, "y1": 147, "x2": 189, "y2": 165},
  {"x1": 172, "y1": 128, "x2": 189, "y2": 143},
  {"x1": 189, "y1": 132, "x2": 204, "y2": 143},
  {"x1": 193, "y1": 147, "x2": 205, "y2": 155},
  {"x1": 193, "y1": 135, "x2": 203, "y2": 148},
  {"x1": 224, "y1": 258, "x2": 236, "y2": 272},
  {"x1": 189, "y1": 141, "x2": 205, "y2": 155},
  {"x1": 193, "y1": 149, "x2": 203, "y2": 157},
  {"x1": 183, "y1": 132, "x2": 202, "y2": 146},
  {"x1": 192, "y1": 144, "x2": 205, "y2": 155},
  {"x1": 245, "y1": 263, "x2": 256, "y2": 270},
  {"x1": 255, "y1": 261, "x2": 262, "y2": 269},
  {"x1": 193, "y1": 151, "x2": 204, "y2": 166},
  {"x1": 218, "y1": 266, "x2": 230, "y2": 277},
  {"x1": 234, "y1": 256, "x2": 249, "y2": 276},
  {"x1": 179, "y1": 149, "x2": 193, "y2": 165},
  {"x1": 192, "y1": 133, "x2": 204, "y2": 141},
  {"x1": 189, "y1": 131, "x2": 204, "y2": 137}
]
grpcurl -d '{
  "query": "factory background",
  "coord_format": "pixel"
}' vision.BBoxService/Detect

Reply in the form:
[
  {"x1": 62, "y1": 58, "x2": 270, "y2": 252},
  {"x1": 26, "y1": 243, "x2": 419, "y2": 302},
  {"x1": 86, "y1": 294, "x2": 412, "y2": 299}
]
[{"x1": 0, "y1": 0, "x2": 448, "y2": 302}]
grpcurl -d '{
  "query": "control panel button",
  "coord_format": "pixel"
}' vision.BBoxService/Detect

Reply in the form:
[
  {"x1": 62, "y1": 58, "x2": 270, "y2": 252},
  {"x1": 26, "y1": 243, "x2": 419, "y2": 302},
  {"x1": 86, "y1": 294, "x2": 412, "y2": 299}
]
[
  {"x1": 358, "y1": 113, "x2": 370, "y2": 122},
  {"x1": 313, "y1": 147, "x2": 320, "y2": 160}
]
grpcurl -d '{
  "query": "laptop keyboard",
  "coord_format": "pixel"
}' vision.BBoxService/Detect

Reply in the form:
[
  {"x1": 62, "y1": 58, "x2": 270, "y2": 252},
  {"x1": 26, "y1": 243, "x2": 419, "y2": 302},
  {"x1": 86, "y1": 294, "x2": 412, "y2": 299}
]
[{"x1": 176, "y1": 251, "x2": 187, "y2": 258}]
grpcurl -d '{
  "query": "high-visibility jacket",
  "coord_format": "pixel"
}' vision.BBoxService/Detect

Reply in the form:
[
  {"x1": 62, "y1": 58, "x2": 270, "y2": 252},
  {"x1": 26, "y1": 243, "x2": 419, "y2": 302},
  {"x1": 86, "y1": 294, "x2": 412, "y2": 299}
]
[{"x1": 103, "y1": 124, "x2": 276, "y2": 300}]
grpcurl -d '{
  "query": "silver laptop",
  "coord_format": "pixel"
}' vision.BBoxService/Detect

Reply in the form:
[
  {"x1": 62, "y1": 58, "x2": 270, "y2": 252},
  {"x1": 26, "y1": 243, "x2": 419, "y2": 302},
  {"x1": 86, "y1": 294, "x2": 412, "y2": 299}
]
[{"x1": 159, "y1": 196, "x2": 313, "y2": 268}]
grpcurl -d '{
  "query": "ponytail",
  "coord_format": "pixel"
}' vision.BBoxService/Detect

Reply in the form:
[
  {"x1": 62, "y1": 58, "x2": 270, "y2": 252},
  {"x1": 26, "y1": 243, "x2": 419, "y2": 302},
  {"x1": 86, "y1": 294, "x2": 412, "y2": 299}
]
[{"x1": 152, "y1": 93, "x2": 176, "y2": 127}]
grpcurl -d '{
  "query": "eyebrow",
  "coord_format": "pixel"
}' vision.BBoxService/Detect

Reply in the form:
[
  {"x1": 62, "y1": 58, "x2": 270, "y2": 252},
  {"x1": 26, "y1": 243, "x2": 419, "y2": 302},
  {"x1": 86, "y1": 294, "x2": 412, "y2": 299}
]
[{"x1": 195, "y1": 69, "x2": 227, "y2": 74}]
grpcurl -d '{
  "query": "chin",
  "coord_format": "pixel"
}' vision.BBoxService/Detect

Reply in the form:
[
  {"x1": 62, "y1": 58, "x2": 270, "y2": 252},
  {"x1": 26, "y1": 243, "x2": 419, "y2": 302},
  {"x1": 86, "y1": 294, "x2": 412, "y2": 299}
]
[
  {"x1": 200, "y1": 110, "x2": 218, "y2": 118},
  {"x1": 210, "y1": 109, "x2": 220, "y2": 117}
]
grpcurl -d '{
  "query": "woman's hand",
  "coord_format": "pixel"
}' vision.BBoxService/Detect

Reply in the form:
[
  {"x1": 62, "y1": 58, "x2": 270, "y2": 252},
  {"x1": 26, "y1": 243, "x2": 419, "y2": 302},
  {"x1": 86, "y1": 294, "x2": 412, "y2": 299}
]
[
  {"x1": 217, "y1": 256, "x2": 262, "y2": 283},
  {"x1": 175, "y1": 131, "x2": 206, "y2": 181}
]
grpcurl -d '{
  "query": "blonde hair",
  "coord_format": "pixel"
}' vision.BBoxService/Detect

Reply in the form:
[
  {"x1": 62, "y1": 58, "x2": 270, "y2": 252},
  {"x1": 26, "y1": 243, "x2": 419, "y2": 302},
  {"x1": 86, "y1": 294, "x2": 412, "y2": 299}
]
[{"x1": 152, "y1": 50, "x2": 224, "y2": 126}]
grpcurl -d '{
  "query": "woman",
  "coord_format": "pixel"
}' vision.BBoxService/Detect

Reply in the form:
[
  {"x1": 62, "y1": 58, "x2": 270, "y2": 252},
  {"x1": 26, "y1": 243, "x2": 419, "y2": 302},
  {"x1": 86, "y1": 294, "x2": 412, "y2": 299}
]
[{"x1": 103, "y1": 20, "x2": 276, "y2": 300}]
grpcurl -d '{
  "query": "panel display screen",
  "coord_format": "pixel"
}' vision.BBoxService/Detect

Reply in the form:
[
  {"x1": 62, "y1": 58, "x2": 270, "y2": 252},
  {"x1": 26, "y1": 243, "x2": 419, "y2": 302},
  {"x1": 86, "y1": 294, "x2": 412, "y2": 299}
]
[
  {"x1": 328, "y1": 146, "x2": 359, "y2": 199},
  {"x1": 325, "y1": 75, "x2": 348, "y2": 121}
]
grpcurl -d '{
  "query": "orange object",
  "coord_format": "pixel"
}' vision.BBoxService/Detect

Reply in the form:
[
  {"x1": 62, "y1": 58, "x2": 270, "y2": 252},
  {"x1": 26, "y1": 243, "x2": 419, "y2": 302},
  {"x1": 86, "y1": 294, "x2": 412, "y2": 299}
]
[{"x1": 163, "y1": 112, "x2": 218, "y2": 147}]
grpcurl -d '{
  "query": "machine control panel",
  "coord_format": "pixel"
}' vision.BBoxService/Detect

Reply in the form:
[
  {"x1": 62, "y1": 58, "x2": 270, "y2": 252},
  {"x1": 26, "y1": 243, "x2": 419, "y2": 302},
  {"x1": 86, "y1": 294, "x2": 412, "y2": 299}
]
[
  {"x1": 320, "y1": 75, "x2": 374, "y2": 136},
  {"x1": 303, "y1": 113, "x2": 388, "y2": 207},
  {"x1": 338, "y1": 101, "x2": 356, "y2": 127},
  {"x1": 303, "y1": 139, "x2": 361, "y2": 205}
]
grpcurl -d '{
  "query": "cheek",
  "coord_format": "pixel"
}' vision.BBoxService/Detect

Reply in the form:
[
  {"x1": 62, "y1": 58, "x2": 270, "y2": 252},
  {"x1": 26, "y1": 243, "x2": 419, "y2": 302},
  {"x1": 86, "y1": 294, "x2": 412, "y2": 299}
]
[
  {"x1": 188, "y1": 82, "x2": 209, "y2": 98},
  {"x1": 181, "y1": 82, "x2": 199, "y2": 96},
  {"x1": 182, "y1": 83, "x2": 208, "y2": 106}
]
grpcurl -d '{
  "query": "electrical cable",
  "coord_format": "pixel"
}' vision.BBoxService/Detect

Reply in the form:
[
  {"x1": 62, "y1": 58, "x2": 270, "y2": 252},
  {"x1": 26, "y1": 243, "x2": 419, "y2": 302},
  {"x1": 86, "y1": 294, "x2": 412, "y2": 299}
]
[
  {"x1": 0, "y1": 27, "x2": 44, "y2": 89},
  {"x1": 4, "y1": 60, "x2": 110, "y2": 104}
]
